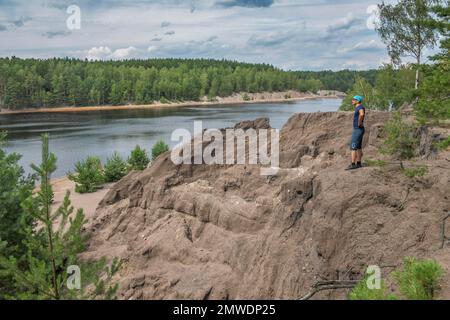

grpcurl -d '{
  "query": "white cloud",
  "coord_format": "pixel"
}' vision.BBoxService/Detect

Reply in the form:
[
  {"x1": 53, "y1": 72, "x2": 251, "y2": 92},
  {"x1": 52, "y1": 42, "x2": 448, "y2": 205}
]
[
  {"x1": 86, "y1": 46, "x2": 112, "y2": 60},
  {"x1": 337, "y1": 39, "x2": 385, "y2": 54},
  {"x1": 110, "y1": 46, "x2": 138, "y2": 59},
  {"x1": 86, "y1": 46, "x2": 139, "y2": 60},
  {"x1": 326, "y1": 13, "x2": 361, "y2": 33}
]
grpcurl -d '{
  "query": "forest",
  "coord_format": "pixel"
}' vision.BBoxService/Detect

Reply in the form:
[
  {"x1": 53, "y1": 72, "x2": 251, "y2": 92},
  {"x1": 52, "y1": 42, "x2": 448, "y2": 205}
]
[{"x1": 0, "y1": 57, "x2": 377, "y2": 110}]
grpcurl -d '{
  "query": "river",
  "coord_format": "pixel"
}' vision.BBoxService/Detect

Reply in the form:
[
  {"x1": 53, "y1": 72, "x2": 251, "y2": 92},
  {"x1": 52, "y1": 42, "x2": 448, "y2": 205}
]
[{"x1": 0, "y1": 98, "x2": 341, "y2": 178}]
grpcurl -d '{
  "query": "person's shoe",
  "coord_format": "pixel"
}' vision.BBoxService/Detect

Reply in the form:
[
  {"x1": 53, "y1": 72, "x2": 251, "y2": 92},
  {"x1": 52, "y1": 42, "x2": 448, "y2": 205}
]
[
  {"x1": 356, "y1": 162, "x2": 362, "y2": 168},
  {"x1": 345, "y1": 163, "x2": 358, "y2": 171}
]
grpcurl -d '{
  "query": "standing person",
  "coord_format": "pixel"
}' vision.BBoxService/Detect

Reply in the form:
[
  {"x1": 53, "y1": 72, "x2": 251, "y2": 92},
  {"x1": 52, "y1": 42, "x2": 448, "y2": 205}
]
[{"x1": 346, "y1": 95, "x2": 365, "y2": 170}]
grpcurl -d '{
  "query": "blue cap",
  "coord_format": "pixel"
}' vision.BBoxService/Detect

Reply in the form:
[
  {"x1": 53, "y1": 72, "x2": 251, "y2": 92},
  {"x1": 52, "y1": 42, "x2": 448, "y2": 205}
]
[{"x1": 353, "y1": 95, "x2": 363, "y2": 103}]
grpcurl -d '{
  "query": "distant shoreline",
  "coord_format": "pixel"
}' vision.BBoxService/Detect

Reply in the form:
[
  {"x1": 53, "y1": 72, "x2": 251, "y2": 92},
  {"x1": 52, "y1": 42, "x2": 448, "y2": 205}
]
[{"x1": 0, "y1": 91, "x2": 344, "y2": 115}]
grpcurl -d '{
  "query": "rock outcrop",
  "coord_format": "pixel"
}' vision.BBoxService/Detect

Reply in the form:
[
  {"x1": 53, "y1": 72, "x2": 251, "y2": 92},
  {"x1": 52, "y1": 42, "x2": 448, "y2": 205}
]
[{"x1": 84, "y1": 111, "x2": 450, "y2": 300}]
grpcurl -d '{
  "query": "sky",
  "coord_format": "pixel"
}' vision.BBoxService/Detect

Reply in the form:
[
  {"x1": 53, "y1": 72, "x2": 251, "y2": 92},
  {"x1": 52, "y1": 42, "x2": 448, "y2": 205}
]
[{"x1": 0, "y1": 0, "x2": 404, "y2": 71}]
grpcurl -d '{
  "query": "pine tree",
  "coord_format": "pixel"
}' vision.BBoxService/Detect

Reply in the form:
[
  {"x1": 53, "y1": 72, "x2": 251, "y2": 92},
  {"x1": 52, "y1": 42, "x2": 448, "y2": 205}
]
[
  {"x1": 104, "y1": 152, "x2": 128, "y2": 182},
  {"x1": 0, "y1": 132, "x2": 35, "y2": 298},
  {"x1": 68, "y1": 156, "x2": 105, "y2": 194},
  {"x1": 0, "y1": 134, "x2": 120, "y2": 299},
  {"x1": 151, "y1": 140, "x2": 169, "y2": 161},
  {"x1": 128, "y1": 145, "x2": 150, "y2": 170}
]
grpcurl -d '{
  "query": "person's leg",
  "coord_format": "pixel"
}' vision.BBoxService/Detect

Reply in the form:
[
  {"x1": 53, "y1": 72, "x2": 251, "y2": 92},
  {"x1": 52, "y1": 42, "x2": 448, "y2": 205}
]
[
  {"x1": 346, "y1": 149, "x2": 358, "y2": 170},
  {"x1": 356, "y1": 149, "x2": 363, "y2": 162},
  {"x1": 356, "y1": 128, "x2": 364, "y2": 167},
  {"x1": 352, "y1": 150, "x2": 357, "y2": 164},
  {"x1": 346, "y1": 130, "x2": 359, "y2": 170}
]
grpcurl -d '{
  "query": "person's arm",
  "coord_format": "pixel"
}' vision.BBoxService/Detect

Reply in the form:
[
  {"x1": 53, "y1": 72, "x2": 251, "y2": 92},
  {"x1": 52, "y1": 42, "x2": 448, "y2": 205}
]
[{"x1": 358, "y1": 108, "x2": 365, "y2": 128}]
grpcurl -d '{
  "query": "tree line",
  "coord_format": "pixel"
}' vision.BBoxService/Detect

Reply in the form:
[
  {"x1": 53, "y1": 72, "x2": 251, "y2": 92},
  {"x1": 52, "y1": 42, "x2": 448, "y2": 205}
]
[
  {"x1": 294, "y1": 70, "x2": 378, "y2": 93},
  {"x1": 0, "y1": 57, "x2": 379, "y2": 110}
]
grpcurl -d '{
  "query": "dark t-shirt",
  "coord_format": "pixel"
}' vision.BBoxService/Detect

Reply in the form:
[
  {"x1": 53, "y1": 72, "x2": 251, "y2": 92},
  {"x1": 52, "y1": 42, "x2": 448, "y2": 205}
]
[{"x1": 353, "y1": 105, "x2": 365, "y2": 129}]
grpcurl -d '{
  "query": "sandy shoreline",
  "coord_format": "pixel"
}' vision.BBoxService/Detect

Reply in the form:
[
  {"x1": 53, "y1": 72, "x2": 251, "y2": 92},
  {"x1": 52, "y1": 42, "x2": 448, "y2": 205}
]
[
  {"x1": 0, "y1": 91, "x2": 344, "y2": 115},
  {"x1": 46, "y1": 176, "x2": 113, "y2": 221}
]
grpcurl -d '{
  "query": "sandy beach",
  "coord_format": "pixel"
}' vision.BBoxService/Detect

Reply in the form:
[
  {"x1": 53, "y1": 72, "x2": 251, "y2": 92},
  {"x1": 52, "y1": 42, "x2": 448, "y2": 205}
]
[
  {"x1": 0, "y1": 90, "x2": 344, "y2": 115},
  {"x1": 50, "y1": 176, "x2": 114, "y2": 221}
]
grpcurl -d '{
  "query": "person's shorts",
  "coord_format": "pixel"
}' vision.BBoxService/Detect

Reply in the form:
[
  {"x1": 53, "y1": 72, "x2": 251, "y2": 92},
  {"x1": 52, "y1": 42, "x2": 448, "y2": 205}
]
[{"x1": 350, "y1": 127, "x2": 365, "y2": 150}]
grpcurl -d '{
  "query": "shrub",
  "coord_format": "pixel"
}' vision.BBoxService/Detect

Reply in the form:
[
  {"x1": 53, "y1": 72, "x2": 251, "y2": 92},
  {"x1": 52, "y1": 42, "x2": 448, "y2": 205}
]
[
  {"x1": 242, "y1": 93, "x2": 251, "y2": 101},
  {"x1": 381, "y1": 112, "x2": 418, "y2": 161},
  {"x1": 403, "y1": 166, "x2": 428, "y2": 178},
  {"x1": 349, "y1": 278, "x2": 397, "y2": 300},
  {"x1": 68, "y1": 156, "x2": 105, "y2": 193},
  {"x1": 160, "y1": 97, "x2": 171, "y2": 104},
  {"x1": 152, "y1": 139, "x2": 169, "y2": 160},
  {"x1": 349, "y1": 266, "x2": 397, "y2": 300},
  {"x1": 128, "y1": 145, "x2": 150, "y2": 170},
  {"x1": 104, "y1": 152, "x2": 128, "y2": 182},
  {"x1": 393, "y1": 257, "x2": 443, "y2": 300}
]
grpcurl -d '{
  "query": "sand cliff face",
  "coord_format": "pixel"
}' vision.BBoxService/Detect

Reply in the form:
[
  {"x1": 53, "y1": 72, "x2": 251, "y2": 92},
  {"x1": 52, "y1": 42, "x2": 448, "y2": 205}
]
[{"x1": 84, "y1": 111, "x2": 450, "y2": 300}]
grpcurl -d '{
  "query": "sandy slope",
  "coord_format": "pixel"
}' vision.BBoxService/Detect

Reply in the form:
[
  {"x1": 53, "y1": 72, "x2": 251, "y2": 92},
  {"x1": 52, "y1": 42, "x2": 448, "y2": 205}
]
[{"x1": 50, "y1": 177, "x2": 114, "y2": 221}]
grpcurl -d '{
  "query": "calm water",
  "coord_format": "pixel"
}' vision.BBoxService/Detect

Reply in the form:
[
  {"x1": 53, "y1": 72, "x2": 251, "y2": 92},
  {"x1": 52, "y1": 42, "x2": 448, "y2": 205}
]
[{"x1": 0, "y1": 99, "x2": 341, "y2": 177}]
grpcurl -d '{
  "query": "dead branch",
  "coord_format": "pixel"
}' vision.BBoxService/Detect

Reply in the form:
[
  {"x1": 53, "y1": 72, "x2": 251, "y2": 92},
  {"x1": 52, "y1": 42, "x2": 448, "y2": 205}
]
[
  {"x1": 397, "y1": 185, "x2": 411, "y2": 212},
  {"x1": 441, "y1": 213, "x2": 450, "y2": 249},
  {"x1": 299, "y1": 280, "x2": 359, "y2": 300}
]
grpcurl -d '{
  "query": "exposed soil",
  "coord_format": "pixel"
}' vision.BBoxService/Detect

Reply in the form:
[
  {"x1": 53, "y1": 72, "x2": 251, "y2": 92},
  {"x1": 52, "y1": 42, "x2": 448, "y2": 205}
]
[{"x1": 83, "y1": 111, "x2": 450, "y2": 300}]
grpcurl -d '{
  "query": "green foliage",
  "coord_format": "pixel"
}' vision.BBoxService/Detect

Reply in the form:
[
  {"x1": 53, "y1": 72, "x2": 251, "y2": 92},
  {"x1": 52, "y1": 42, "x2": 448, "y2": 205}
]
[
  {"x1": 365, "y1": 159, "x2": 388, "y2": 167},
  {"x1": 242, "y1": 93, "x2": 251, "y2": 101},
  {"x1": 416, "y1": 63, "x2": 450, "y2": 123},
  {"x1": 376, "y1": 0, "x2": 439, "y2": 89},
  {"x1": 0, "y1": 132, "x2": 35, "y2": 256},
  {"x1": 436, "y1": 136, "x2": 450, "y2": 150},
  {"x1": 104, "y1": 152, "x2": 128, "y2": 182},
  {"x1": 350, "y1": 258, "x2": 444, "y2": 300},
  {"x1": 340, "y1": 65, "x2": 417, "y2": 111},
  {"x1": 393, "y1": 257, "x2": 443, "y2": 300},
  {"x1": 340, "y1": 77, "x2": 376, "y2": 110},
  {"x1": 128, "y1": 145, "x2": 150, "y2": 170},
  {"x1": 349, "y1": 273, "x2": 397, "y2": 300},
  {"x1": 403, "y1": 165, "x2": 428, "y2": 178},
  {"x1": 0, "y1": 134, "x2": 120, "y2": 299},
  {"x1": 294, "y1": 69, "x2": 378, "y2": 93},
  {"x1": 159, "y1": 97, "x2": 171, "y2": 104},
  {"x1": 0, "y1": 132, "x2": 35, "y2": 298},
  {"x1": 380, "y1": 113, "x2": 418, "y2": 160},
  {"x1": 0, "y1": 58, "x2": 347, "y2": 110},
  {"x1": 151, "y1": 140, "x2": 169, "y2": 161},
  {"x1": 375, "y1": 64, "x2": 417, "y2": 109},
  {"x1": 68, "y1": 156, "x2": 105, "y2": 193},
  {"x1": 415, "y1": 3, "x2": 450, "y2": 123}
]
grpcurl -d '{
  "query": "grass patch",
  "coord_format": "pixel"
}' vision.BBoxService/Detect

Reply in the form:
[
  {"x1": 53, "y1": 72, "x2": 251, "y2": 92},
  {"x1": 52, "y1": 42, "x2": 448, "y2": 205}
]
[{"x1": 403, "y1": 166, "x2": 428, "y2": 178}]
